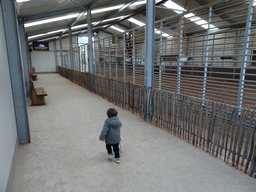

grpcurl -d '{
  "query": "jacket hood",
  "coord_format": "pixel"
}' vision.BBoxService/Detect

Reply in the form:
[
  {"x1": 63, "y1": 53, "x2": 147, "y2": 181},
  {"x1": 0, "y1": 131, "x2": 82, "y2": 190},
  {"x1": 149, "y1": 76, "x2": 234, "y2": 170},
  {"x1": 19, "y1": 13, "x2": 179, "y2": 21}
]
[{"x1": 106, "y1": 116, "x2": 122, "y2": 128}]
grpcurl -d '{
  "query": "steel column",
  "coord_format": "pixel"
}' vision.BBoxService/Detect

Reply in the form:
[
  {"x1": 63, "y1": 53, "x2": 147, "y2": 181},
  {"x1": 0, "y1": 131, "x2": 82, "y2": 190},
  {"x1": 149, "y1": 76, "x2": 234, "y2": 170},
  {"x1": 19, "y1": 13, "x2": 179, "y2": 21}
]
[
  {"x1": 202, "y1": 7, "x2": 212, "y2": 103},
  {"x1": 88, "y1": 9, "x2": 94, "y2": 74},
  {"x1": 237, "y1": 0, "x2": 254, "y2": 108},
  {"x1": 1, "y1": 0, "x2": 30, "y2": 144},
  {"x1": 19, "y1": 22, "x2": 30, "y2": 97},
  {"x1": 145, "y1": 0, "x2": 155, "y2": 121},
  {"x1": 145, "y1": 0, "x2": 155, "y2": 88}
]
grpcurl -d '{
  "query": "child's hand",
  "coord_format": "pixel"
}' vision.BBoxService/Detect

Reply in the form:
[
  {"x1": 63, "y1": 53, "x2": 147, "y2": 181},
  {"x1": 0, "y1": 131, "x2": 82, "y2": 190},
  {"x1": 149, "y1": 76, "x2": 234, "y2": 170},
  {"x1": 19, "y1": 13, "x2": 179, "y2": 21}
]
[{"x1": 99, "y1": 139, "x2": 104, "y2": 142}]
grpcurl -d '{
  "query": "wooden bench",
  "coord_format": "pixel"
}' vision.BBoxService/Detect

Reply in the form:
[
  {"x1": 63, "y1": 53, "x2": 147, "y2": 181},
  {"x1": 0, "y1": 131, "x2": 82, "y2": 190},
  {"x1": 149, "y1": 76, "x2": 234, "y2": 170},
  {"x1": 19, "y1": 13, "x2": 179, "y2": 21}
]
[{"x1": 30, "y1": 81, "x2": 47, "y2": 105}]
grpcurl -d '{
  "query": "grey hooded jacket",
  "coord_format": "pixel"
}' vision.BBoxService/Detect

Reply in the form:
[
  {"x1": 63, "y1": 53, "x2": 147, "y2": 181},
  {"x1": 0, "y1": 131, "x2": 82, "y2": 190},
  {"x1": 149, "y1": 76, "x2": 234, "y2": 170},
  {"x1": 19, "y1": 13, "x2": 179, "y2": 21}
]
[{"x1": 99, "y1": 116, "x2": 122, "y2": 144}]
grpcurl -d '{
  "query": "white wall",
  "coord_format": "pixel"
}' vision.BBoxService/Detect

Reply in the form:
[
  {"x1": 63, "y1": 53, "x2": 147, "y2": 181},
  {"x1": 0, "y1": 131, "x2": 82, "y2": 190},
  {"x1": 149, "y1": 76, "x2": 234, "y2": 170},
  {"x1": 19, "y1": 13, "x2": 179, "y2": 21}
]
[
  {"x1": 31, "y1": 41, "x2": 56, "y2": 72},
  {"x1": 0, "y1": 5, "x2": 18, "y2": 192}
]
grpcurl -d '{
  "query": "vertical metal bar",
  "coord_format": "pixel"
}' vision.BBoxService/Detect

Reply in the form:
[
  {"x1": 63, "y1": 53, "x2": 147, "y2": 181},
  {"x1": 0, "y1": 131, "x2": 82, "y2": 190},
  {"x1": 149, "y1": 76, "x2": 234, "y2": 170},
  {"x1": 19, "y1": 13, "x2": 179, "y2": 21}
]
[
  {"x1": 159, "y1": 22, "x2": 163, "y2": 89},
  {"x1": 103, "y1": 39, "x2": 106, "y2": 75},
  {"x1": 60, "y1": 35, "x2": 64, "y2": 67},
  {"x1": 145, "y1": 0, "x2": 155, "y2": 121},
  {"x1": 202, "y1": 6, "x2": 212, "y2": 104},
  {"x1": 87, "y1": 9, "x2": 94, "y2": 74},
  {"x1": 1, "y1": 0, "x2": 30, "y2": 143},
  {"x1": 18, "y1": 22, "x2": 30, "y2": 97},
  {"x1": 237, "y1": 0, "x2": 254, "y2": 108},
  {"x1": 123, "y1": 32, "x2": 126, "y2": 81},
  {"x1": 68, "y1": 25, "x2": 73, "y2": 70},
  {"x1": 83, "y1": 45, "x2": 86, "y2": 72},
  {"x1": 109, "y1": 37, "x2": 111, "y2": 77},
  {"x1": 115, "y1": 35, "x2": 118, "y2": 78},
  {"x1": 79, "y1": 46, "x2": 81, "y2": 72},
  {"x1": 133, "y1": 30, "x2": 135, "y2": 84},
  {"x1": 177, "y1": 15, "x2": 184, "y2": 94}
]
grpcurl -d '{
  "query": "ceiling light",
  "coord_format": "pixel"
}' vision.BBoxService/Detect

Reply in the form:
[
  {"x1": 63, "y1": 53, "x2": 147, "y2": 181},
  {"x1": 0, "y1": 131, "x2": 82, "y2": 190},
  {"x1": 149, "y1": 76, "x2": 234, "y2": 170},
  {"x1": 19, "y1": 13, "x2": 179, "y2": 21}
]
[
  {"x1": 25, "y1": 4, "x2": 124, "y2": 28},
  {"x1": 38, "y1": 36, "x2": 58, "y2": 42},
  {"x1": 128, "y1": 18, "x2": 145, "y2": 26},
  {"x1": 91, "y1": 5, "x2": 124, "y2": 14},
  {"x1": 28, "y1": 29, "x2": 64, "y2": 39},
  {"x1": 110, "y1": 26, "x2": 125, "y2": 32},
  {"x1": 16, "y1": 0, "x2": 31, "y2": 2},
  {"x1": 130, "y1": 1, "x2": 146, "y2": 7},
  {"x1": 71, "y1": 24, "x2": 88, "y2": 30},
  {"x1": 163, "y1": 0, "x2": 186, "y2": 14},
  {"x1": 25, "y1": 13, "x2": 79, "y2": 27},
  {"x1": 164, "y1": 1, "x2": 218, "y2": 31}
]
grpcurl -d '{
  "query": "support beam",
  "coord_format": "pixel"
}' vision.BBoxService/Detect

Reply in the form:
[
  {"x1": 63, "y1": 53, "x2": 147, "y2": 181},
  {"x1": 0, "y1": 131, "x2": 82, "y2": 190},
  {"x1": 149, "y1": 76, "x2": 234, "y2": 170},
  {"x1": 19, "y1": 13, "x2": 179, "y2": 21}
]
[
  {"x1": 88, "y1": 9, "x2": 94, "y2": 74},
  {"x1": 145, "y1": 0, "x2": 155, "y2": 88},
  {"x1": 1, "y1": 0, "x2": 30, "y2": 144},
  {"x1": 237, "y1": 0, "x2": 254, "y2": 108},
  {"x1": 145, "y1": 0, "x2": 155, "y2": 122},
  {"x1": 19, "y1": 22, "x2": 30, "y2": 97},
  {"x1": 87, "y1": 9, "x2": 94, "y2": 92}
]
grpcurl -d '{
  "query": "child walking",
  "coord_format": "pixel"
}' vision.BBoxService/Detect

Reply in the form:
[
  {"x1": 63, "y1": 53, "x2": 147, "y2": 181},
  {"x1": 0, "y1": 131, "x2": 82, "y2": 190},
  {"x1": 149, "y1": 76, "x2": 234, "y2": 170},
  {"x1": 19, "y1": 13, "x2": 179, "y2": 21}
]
[{"x1": 99, "y1": 108, "x2": 122, "y2": 164}]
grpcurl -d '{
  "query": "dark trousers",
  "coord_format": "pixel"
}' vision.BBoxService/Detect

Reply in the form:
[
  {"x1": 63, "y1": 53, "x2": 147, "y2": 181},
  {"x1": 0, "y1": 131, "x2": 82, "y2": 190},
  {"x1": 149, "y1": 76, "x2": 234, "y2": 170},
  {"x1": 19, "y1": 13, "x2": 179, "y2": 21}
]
[{"x1": 106, "y1": 143, "x2": 120, "y2": 159}]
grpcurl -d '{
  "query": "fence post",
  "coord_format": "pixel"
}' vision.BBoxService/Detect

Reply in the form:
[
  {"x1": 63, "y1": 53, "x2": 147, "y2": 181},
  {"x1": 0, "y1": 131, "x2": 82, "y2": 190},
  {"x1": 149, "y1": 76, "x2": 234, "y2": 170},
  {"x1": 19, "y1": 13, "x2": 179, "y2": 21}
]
[{"x1": 237, "y1": 0, "x2": 254, "y2": 108}]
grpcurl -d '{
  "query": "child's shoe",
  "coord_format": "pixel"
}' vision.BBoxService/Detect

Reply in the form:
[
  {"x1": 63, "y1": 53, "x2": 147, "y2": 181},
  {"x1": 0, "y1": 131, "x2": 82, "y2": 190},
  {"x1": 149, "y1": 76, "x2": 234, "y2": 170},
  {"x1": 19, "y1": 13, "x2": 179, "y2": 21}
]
[
  {"x1": 115, "y1": 158, "x2": 120, "y2": 164},
  {"x1": 108, "y1": 153, "x2": 113, "y2": 158}
]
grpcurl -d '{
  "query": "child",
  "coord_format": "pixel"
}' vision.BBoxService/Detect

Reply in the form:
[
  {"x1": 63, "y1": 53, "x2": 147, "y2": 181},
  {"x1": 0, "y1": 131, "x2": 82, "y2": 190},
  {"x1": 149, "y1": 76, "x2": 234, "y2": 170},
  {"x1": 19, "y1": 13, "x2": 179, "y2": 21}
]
[{"x1": 99, "y1": 108, "x2": 122, "y2": 164}]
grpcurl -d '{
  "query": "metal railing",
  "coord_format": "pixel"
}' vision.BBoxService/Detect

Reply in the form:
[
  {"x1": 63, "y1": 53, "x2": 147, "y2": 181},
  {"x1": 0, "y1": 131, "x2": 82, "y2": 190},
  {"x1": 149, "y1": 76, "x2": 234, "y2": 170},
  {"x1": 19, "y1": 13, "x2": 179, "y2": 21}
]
[{"x1": 57, "y1": 0, "x2": 256, "y2": 110}]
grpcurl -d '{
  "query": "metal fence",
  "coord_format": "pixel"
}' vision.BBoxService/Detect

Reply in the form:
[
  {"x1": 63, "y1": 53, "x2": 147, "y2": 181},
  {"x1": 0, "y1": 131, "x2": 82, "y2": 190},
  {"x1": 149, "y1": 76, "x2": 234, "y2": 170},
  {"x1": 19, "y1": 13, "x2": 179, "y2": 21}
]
[{"x1": 58, "y1": 0, "x2": 256, "y2": 110}]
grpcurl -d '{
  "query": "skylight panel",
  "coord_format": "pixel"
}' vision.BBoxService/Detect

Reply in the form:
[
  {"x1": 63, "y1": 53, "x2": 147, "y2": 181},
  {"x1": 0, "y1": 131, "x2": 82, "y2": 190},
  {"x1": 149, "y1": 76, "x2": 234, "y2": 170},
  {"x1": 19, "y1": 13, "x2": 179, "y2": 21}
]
[{"x1": 110, "y1": 26, "x2": 125, "y2": 32}]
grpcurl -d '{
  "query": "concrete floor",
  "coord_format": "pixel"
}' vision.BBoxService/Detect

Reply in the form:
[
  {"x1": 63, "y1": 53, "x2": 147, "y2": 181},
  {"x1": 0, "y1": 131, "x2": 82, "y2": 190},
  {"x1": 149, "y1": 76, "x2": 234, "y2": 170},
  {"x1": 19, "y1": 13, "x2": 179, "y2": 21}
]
[{"x1": 11, "y1": 73, "x2": 256, "y2": 192}]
